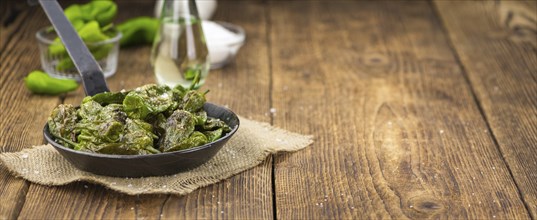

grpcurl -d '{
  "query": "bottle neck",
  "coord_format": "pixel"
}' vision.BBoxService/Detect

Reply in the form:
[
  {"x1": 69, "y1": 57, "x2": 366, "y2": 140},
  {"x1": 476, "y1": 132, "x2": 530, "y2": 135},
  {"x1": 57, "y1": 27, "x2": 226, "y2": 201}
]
[{"x1": 162, "y1": 0, "x2": 200, "y2": 22}]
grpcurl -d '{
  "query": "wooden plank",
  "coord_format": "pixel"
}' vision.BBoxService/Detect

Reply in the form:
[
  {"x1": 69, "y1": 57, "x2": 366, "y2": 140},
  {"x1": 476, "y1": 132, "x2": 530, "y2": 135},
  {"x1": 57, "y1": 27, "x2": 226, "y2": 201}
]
[
  {"x1": 0, "y1": 6, "x2": 61, "y2": 219},
  {"x1": 17, "y1": 0, "x2": 273, "y2": 219},
  {"x1": 138, "y1": 2, "x2": 273, "y2": 217},
  {"x1": 434, "y1": 1, "x2": 537, "y2": 217},
  {"x1": 0, "y1": 1, "x2": 31, "y2": 56},
  {"x1": 270, "y1": 1, "x2": 531, "y2": 219}
]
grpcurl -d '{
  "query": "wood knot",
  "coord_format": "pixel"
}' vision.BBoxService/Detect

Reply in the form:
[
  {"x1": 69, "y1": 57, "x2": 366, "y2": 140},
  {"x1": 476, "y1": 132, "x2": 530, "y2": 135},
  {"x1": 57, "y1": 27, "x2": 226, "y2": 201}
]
[
  {"x1": 407, "y1": 195, "x2": 445, "y2": 216},
  {"x1": 361, "y1": 53, "x2": 389, "y2": 66},
  {"x1": 417, "y1": 201, "x2": 443, "y2": 211},
  {"x1": 498, "y1": 1, "x2": 537, "y2": 47}
]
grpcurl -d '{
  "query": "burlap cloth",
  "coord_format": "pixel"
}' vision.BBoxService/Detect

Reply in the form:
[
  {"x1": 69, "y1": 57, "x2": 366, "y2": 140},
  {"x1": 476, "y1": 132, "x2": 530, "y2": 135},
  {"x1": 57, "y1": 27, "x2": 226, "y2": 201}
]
[{"x1": 0, "y1": 117, "x2": 312, "y2": 195}]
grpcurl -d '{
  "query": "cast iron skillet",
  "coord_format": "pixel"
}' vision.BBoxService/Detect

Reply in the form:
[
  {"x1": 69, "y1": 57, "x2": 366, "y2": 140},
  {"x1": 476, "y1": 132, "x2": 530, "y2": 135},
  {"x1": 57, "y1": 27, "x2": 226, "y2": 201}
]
[
  {"x1": 44, "y1": 103, "x2": 240, "y2": 177},
  {"x1": 36, "y1": 0, "x2": 240, "y2": 177}
]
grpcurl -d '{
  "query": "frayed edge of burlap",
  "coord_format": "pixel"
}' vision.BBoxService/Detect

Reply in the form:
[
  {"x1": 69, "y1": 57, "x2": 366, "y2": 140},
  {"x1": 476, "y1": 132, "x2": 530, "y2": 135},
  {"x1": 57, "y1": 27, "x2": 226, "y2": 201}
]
[{"x1": 0, "y1": 118, "x2": 313, "y2": 195}]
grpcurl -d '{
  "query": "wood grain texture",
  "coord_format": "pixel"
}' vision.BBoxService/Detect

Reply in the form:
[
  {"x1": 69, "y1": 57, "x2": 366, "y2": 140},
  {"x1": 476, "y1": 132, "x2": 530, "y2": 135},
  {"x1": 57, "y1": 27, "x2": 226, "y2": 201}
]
[
  {"x1": 269, "y1": 1, "x2": 531, "y2": 219},
  {"x1": 435, "y1": 1, "x2": 537, "y2": 217},
  {"x1": 0, "y1": 0, "x2": 31, "y2": 56},
  {"x1": 0, "y1": 5, "x2": 62, "y2": 218},
  {"x1": 17, "y1": 0, "x2": 273, "y2": 219},
  {"x1": 151, "y1": 2, "x2": 273, "y2": 219},
  {"x1": 3, "y1": 0, "x2": 535, "y2": 218}
]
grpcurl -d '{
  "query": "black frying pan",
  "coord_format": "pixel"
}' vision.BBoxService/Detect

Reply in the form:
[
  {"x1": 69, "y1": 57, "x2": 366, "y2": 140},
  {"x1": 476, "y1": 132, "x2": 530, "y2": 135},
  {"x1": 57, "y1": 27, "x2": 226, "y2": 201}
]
[{"x1": 33, "y1": 0, "x2": 240, "y2": 177}]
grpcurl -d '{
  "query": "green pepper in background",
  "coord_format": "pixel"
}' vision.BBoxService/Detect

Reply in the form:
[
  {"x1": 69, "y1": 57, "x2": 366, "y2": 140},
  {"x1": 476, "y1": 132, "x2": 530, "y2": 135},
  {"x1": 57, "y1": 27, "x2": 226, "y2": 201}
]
[
  {"x1": 24, "y1": 70, "x2": 79, "y2": 95},
  {"x1": 55, "y1": 58, "x2": 75, "y2": 72},
  {"x1": 48, "y1": 38, "x2": 65, "y2": 57},
  {"x1": 56, "y1": 45, "x2": 111, "y2": 71},
  {"x1": 184, "y1": 64, "x2": 204, "y2": 81},
  {"x1": 64, "y1": 0, "x2": 117, "y2": 27},
  {"x1": 85, "y1": 0, "x2": 117, "y2": 26},
  {"x1": 116, "y1": 17, "x2": 159, "y2": 47},
  {"x1": 64, "y1": 4, "x2": 93, "y2": 25},
  {"x1": 55, "y1": 43, "x2": 113, "y2": 71},
  {"x1": 49, "y1": 21, "x2": 111, "y2": 57},
  {"x1": 49, "y1": 0, "x2": 118, "y2": 71},
  {"x1": 53, "y1": 21, "x2": 115, "y2": 71},
  {"x1": 78, "y1": 21, "x2": 111, "y2": 42}
]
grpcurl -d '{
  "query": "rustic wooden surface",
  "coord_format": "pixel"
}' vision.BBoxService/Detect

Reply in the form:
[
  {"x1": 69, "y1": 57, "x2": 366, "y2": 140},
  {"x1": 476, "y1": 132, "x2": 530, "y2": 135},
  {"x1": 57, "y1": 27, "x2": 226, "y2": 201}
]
[
  {"x1": 0, "y1": 0, "x2": 535, "y2": 219},
  {"x1": 435, "y1": 1, "x2": 537, "y2": 218}
]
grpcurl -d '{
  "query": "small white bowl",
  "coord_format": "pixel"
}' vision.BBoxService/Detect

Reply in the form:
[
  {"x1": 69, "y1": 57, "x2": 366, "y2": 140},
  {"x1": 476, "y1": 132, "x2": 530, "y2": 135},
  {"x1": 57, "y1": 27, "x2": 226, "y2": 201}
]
[{"x1": 204, "y1": 21, "x2": 246, "y2": 69}]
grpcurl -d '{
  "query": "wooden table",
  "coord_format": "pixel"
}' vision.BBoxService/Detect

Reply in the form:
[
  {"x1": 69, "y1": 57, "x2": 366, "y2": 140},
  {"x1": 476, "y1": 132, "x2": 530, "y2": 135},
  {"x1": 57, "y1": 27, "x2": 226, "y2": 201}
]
[{"x1": 1, "y1": 0, "x2": 536, "y2": 219}]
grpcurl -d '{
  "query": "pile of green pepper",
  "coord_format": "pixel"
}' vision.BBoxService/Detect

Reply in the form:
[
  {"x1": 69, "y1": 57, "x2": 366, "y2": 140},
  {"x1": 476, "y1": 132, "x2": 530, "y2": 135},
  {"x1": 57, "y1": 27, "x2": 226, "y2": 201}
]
[
  {"x1": 49, "y1": 0, "x2": 118, "y2": 71},
  {"x1": 47, "y1": 84, "x2": 231, "y2": 155},
  {"x1": 27, "y1": 1, "x2": 160, "y2": 95},
  {"x1": 49, "y1": 0, "x2": 159, "y2": 71}
]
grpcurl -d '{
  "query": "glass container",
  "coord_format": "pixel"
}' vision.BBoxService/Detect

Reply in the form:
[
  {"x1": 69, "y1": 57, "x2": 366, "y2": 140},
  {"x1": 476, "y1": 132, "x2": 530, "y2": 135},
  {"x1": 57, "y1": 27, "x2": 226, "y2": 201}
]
[
  {"x1": 36, "y1": 27, "x2": 121, "y2": 80},
  {"x1": 151, "y1": 0, "x2": 210, "y2": 89}
]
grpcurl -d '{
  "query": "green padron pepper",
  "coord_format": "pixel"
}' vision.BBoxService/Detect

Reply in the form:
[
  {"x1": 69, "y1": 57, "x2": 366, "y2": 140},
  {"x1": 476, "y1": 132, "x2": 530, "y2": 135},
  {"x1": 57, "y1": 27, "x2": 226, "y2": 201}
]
[
  {"x1": 55, "y1": 44, "x2": 112, "y2": 71},
  {"x1": 184, "y1": 67, "x2": 201, "y2": 81},
  {"x1": 193, "y1": 110, "x2": 207, "y2": 125},
  {"x1": 86, "y1": 0, "x2": 117, "y2": 26},
  {"x1": 123, "y1": 84, "x2": 173, "y2": 120},
  {"x1": 75, "y1": 102, "x2": 126, "y2": 151},
  {"x1": 51, "y1": 21, "x2": 114, "y2": 71},
  {"x1": 46, "y1": 82, "x2": 233, "y2": 155},
  {"x1": 181, "y1": 90, "x2": 206, "y2": 112},
  {"x1": 98, "y1": 118, "x2": 160, "y2": 155},
  {"x1": 78, "y1": 99, "x2": 103, "y2": 121},
  {"x1": 47, "y1": 104, "x2": 78, "y2": 147},
  {"x1": 160, "y1": 110, "x2": 197, "y2": 152},
  {"x1": 165, "y1": 131, "x2": 208, "y2": 152},
  {"x1": 24, "y1": 70, "x2": 79, "y2": 95},
  {"x1": 84, "y1": 90, "x2": 128, "y2": 106},
  {"x1": 146, "y1": 113, "x2": 167, "y2": 137},
  {"x1": 116, "y1": 17, "x2": 159, "y2": 47},
  {"x1": 203, "y1": 128, "x2": 223, "y2": 142},
  {"x1": 64, "y1": 5, "x2": 93, "y2": 25},
  {"x1": 48, "y1": 38, "x2": 66, "y2": 57},
  {"x1": 76, "y1": 102, "x2": 126, "y2": 145},
  {"x1": 64, "y1": 0, "x2": 117, "y2": 27},
  {"x1": 51, "y1": 0, "x2": 117, "y2": 56},
  {"x1": 122, "y1": 119, "x2": 160, "y2": 154},
  {"x1": 77, "y1": 21, "x2": 111, "y2": 42},
  {"x1": 201, "y1": 118, "x2": 232, "y2": 132}
]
